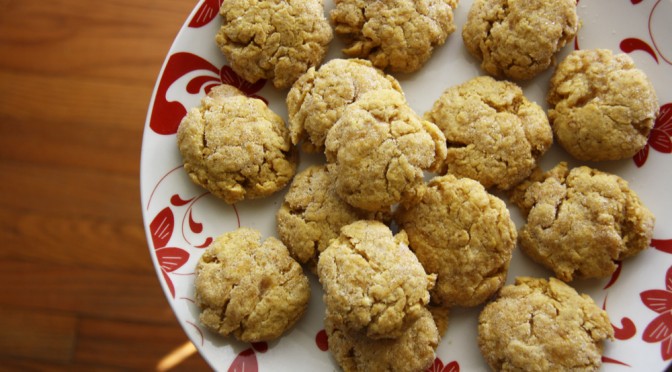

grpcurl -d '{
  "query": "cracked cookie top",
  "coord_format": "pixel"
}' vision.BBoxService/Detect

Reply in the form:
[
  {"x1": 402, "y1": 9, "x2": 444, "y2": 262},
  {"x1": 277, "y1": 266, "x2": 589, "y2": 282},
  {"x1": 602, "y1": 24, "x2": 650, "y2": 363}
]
[
  {"x1": 194, "y1": 227, "x2": 310, "y2": 342},
  {"x1": 325, "y1": 89, "x2": 447, "y2": 212},
  {"x1": 330, "y1": 0, "x2": 458, "y2": 73},
  {"x1": 424, "y1": 76, "x2": 552, "y2": 190},
  {"x1": 276, "y1": 165, "x2": 388, "y2": 270},
  {"x1": 317, "y1": 220, "x2": 436, "y2": 340},
  {"x1": 509, "y1": 162, "x2": 656, "y2": 281},
  {"x1": 395, "y1": 174, "x2": 517, "y2": 308},
  {"x1": 177, "y1": 84, "x2": 297, "y2": 204},
  {"x1": 216, "y1": 0, "x2": 333, "y2": 89},
  {"x1": 547, "y1": 49, "x2": 659, "y2": 161},
  {"x1": 478, "y1": 277, "x2": 614, "y2": 371},
  {"x1": 462, "y1": 0, "x2": 579, "y2": 80},
  {"x1": 286, "y1": 58, "x2": 403, "y2": 152}
]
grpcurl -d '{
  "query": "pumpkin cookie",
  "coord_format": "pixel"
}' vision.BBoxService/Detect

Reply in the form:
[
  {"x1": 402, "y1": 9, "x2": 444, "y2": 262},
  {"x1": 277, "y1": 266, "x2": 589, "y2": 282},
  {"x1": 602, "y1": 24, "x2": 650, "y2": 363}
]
[
  {"x1": 395, "y1": 174, "x2": 517, "y2": 307},
  {"x1": 478, "y1": 277, "x2": 614, "y2": 371},
  {"x1": 317, "y1": 220, "x2": 436, "y2": 339},
  {"x1": 510, "y1": 162, "x2": 655, "y2": 281},
  {"x1": 325, "y1": 307, "x2": 439, "y2": 372},
  {"x1": 276, "y1": 165, "x2": 387, "y2": 270},
  {"x1": 424, "y1": 76, "x2": 552, "y2": 190},
  {"x1": 462, "y1": 0, "x2": 579, "y2": 80},
  {"x1": 325, "y1": 89, "x2": 447, "y2": 212},
  {"x1": 216, "y1": 0, "x2": 333, "y2": 89},
  {"x1": 194, "y1": 227, "x2": 310, "y2": 342},
  {"x1": 330, "y1": 0, "x2": 458, "y2": 73},
  {"x1": 286, "y1": 58, "x2": 402, "y2": 152},
  {"x1": 548, "y1": 49, "x2": 659, "y2": 161},
  {"x1": 177, "y1": 84, "x2": 297, "y2": 204}
]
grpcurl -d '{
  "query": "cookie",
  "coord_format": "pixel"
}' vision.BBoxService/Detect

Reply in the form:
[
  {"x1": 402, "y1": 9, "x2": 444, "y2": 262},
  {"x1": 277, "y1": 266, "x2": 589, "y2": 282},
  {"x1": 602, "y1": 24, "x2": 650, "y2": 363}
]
[
  {"x1": 286, "y1": 58, "x2": 403, "y2": 152},
  {"x1": 194, "y1": 227, "x2": 310, "y2": 342},
  {"x1": 317, "y1": 220, "x2": 436, "y2": 339},
  {"x1": 325, "y1": 89, "x2": 447, "y2": 212},
  {"x1": 177, "y1": 84, "x2": 297, "y2": 204},
  {"x1": 462, "y1": 0, "x2": 579, "y2": 80},
  {"x1": 424, "y1": 76, "x2": 553, "y2": 190},
  {"x1": 510, "y1": 162, "x2": 655, "y2": 281},
  {"x1": 330, "y1": 0, "x2": 458, "y2": 73},
  {"x1": 276, "y1": 165, "x2": 387, "y2": 270},
  {"x1": 326, "y1": 307, "x2": 439, "y2": 372},
  {"x1": 547, "y1": 49, "x2": 660, "y2": 161},
  {"x1": 395, "y1": 174, "x2": 517, "y2": 307},
  {"x1": 216, "y1": 0, "x2": 333, "y2": 89},
  {"x1": 478, "y1": 277, "x2": 614, "y2": 371}
]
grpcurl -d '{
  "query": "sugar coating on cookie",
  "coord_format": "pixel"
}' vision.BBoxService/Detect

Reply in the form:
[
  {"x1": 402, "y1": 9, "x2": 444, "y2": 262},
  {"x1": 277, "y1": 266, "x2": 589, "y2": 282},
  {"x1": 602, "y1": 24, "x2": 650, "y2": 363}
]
[
  {"x1": 547, "y1": 49, "x2": 659, "y2": 161},
  {"x1": 510, "y1": 162, "x2": 655, "y2": 281},
  {"x1": 326, "y1": 307, "x2": 439, "y2": 372},
  {"x1": 317, "y1": 220, "x2": 436, "y2": 339},
  {"x1": 177, "y1": 84, "x2": 297, "y2": 204},
  {"x1": 286, "y1": 58, "x2": 403, "y2": 152},
  {"x1": 395, "y1": 174, "x2": 517, "y2": 307},
  {"x1": 462, "y1": 0, "x2": 579, "y2": 80},
  {"x1": 424, "y1": 76, "x2": 552, "y2": 190},
  {"x1": 478, "y1": 277, "x2": 614, "y2": 371},
  {"x1": 330, "y1": 0, "x2": 458, "y2": 73},
  {"x1": 276, "y1": 165, "x2": 386, "y2": 269},
  {"x1": 216, "y1": 0, "x2": 333, "y2": 89},
  {"x1": 194, "y1": 227, "x2": 310, "y2": 342},
  {"x1": 325, "y1": 89, "x2": 447, "y2": 212}
]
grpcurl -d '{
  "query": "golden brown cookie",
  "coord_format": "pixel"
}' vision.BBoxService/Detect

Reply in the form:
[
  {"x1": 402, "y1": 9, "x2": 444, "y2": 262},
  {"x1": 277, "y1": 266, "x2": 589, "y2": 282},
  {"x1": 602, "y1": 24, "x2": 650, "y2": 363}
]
[
  {"x1": 510, "y1": 162, "x2": 655, "y2": 281},
  {"x1": 276, "y1": 165, "x2": 387, "y2": 270},
  {"x1": 395, "y1": 174, "x2": 517, "y2": 307},
  {"x1": 317, "y1": 220, "x2": 436, "y2": 339},
  {"x1": 194, "y1": 227, "x2": 310, "y2": 342},
  {"x1": 177, "y1": 84, "x2": 297, "y2": 204},
  {"x1": 325, "y1": 89, "x2": 447, "y2": 212},
  {"x1": 462, "y1": 0, "x2": 579, "y2": 80},
  {"x1": 424, "y1": 76, "x2": 552, "y2": 190},
  {"x1": 286, "y1": 58, "x2": 403, "y2": 152},
  {"x1": 330, "y1": 0, "x2": 458, "y2": 73},
  {"x1": 216, "y1": 0, "x2": 333, "y2": 89},
  {"x1": 478, "y1": 277, "x2": 614, "y2": 371},
  {"x1": 547, "y1": 49, "x2": 660, "y2": 161},
  {"x1": 325, "y1": 307, "x2": 439, "y2": 372}
]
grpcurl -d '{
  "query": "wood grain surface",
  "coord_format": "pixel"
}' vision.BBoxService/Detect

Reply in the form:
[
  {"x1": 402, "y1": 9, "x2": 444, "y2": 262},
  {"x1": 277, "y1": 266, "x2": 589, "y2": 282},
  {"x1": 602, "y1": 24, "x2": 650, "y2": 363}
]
[{"x1": 0, "y1": 0, "x2": 211, "y2": 369}]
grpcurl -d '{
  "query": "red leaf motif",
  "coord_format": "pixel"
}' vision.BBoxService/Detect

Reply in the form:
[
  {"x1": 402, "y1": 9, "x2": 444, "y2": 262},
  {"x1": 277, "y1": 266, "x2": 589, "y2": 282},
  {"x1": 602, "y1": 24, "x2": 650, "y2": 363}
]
[
  {"x1": 427, "y1": 358, "x2": 459, "y2": 372},
  {"x1": 613, "y1": 317, "x2": 638, "y2": 340},
  {"x1": 641, "y1": 290, "x2": 672, "y2": 314},
  {"x1": 652, "y1": 239, "x2": 672, "y2": 254},
  {"x1": 195, "y1": 237, "x2": 213, "y2": 249},
  {"x1": 632, "y1": 0, "x2": 643, "y2": 4},
  {"x1": 634, "y1": 144, "x2": 649, "y2": 167},
  {"x1": 228, "y1": 348, "x2": 258, "y2": 372},
  {"x1": 188, "y1": 0, "x2": 223, "y2": 28},
  {"x1": 187, "y1": 75, "x2": 220, "y2": 95},
  {"x1": 316, "y1": 329, "x2": 329, "y2": 351},
  {"x1": 667, "y1": 265, "x2": 672, "y2": 291},
  {"x1": 170, "y1": 194, "x2": 194, "y2": 207},
  {"x1": 149, "y1": 53, "x2": 219, "y2": 135},
  {"x1": 150, "y1": 207, "x2": 174, "y2": 249},
  {"x1": 220, "y1": 65, "x2": 266, "y2": 97},
  {"x1": 651, "y1": 131, "x2": 672, "y2": 153},
  {"x1": 156, "y1": 247, "x2": 190, "y2": 273},
  {"x1": 603, "y1": 261, "x2": 622, "y2": 289},
  {"x1": 656, "y1": 104, "x2": 672, "y2": 135},
  {"x1": 601, "y1": 356, "x2": 631, "y2": 366},
  {"x1": 252, "y1": 342, "x2": 268, "y2": 353},
  {"x1": 161, "y1": 268, "x2": 176, "y2": 298},
  {"x1": 188, "y1": 209, "x2": 203, "y2": 234},
  {"x1": 620, "y1": 38, "x2": 659, "y2": 63},
  {"x1": 643, "y1": 312, "x2": 672, "y2": 343},
  {"x1": 663, "y1": 337, "x2": 672, "y2": 361},
  {"x1": 444, "y1": 361, "x2": 459, "y2": 372},
  {"x1": 428, "y1": 358, "x2": 444, "y2": 372}
]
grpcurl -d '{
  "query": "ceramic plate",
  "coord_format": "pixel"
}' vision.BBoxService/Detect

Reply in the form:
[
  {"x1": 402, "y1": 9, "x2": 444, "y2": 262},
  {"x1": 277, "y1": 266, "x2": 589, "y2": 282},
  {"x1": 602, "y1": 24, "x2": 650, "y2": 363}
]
[{"x1": 140, "y1": 0, "x2": 672, "y2": 370}]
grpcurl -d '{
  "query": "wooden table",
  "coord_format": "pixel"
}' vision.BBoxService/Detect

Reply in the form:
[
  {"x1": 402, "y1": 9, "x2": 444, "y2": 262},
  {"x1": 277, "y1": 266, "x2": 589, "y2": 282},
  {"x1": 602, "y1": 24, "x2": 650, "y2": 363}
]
[{"x1": 0, "y1": 0, "x2": 210, "y2": 369}]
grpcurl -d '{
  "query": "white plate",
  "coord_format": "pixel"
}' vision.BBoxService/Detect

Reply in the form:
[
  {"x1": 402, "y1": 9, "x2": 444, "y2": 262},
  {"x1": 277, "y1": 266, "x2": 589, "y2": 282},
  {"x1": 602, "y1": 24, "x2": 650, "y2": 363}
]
[{"x1": 140, "y1": 0, "x2": 672, "y2": 370}]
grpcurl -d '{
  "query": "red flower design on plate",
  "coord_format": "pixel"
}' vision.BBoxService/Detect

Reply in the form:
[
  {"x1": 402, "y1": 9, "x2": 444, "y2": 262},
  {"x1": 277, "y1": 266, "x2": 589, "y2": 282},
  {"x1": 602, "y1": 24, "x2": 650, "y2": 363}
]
[
  {"x1": 652, "y1": 239, "x2": 672, "y2": 254},
  {"x1": 634, "y1": 103, "x2": 672, "y2": 167},
  {"x1": 427, "y1": 358, "x2": 459, "y2": 372},
  {"x1": 150, "y1": 207, "x2": 190, "y2": 298},
  {"x1": 228, "y1": 343, "x2": 268, "y2": 372},
  {"x1": 189, "y1": 0, "x2": 223, "y2": 28},
  {"x1": 149, "y1": 52, "x2": 267, "y2": 135},
  {"x1": 640, "y1": 265, "x2": 672, "y2": 361}
]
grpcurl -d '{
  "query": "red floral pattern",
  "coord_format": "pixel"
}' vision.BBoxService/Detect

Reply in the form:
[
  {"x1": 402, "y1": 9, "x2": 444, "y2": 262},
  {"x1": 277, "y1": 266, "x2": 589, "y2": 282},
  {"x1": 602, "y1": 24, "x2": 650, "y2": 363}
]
[
  {"x1": 635, "y1": 103, "x2": 672, "y2": 167},
  {"x1": 149, "y1": 207, "x2": 190, "y2": 298},
  {"x1": 427, "y1": 358, "x2": 459, "y2": 372},
  {"x1": 640, "y1": 265, "x2": 672, "y2": 361},
  {"x1": 189, "y1": 0, "x2": 223, "y2": 28}
]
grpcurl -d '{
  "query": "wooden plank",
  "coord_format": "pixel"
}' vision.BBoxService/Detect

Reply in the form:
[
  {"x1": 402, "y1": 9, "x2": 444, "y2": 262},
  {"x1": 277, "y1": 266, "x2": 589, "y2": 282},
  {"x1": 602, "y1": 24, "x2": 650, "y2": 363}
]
[
  {"x1": 0, "y1": 261, "x2": 178, "y2": 324},
  {"x1": 0, "y1": 307, "x2": 76, "y2": 363},
  {"x1": 0, "y1": 208, "x2": 152, "y2": 274},
  {"x1": 75, "y1": 317, "x2": 210, "y2": 371}
]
